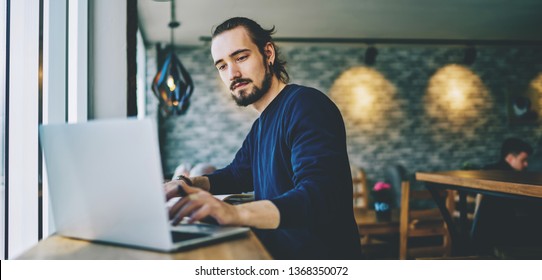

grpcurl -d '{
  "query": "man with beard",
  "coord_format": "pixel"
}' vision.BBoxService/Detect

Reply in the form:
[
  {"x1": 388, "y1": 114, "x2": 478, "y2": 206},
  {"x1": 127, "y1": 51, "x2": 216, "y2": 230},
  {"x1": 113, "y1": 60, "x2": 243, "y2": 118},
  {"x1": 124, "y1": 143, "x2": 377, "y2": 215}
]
[{"x1": 164, "y1": 17, "x2": 361, "y2": 260}]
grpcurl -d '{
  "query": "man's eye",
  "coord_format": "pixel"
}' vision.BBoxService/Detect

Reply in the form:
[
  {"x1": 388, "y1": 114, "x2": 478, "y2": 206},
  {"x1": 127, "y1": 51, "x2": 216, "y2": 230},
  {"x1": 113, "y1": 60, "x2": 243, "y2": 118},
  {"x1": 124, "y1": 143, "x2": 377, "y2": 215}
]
[
  {"x1": 217, "y1": 64, "x2": 226, "y2": 71},
  {"x1": 237, "y1": 55, "x2": 248, "y2": 62}
]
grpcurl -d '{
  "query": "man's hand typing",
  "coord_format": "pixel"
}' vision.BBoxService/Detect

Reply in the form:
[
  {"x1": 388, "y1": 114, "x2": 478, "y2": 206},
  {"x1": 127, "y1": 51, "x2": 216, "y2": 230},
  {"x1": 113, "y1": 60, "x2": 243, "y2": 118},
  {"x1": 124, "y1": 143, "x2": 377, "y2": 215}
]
[{"x1": 168, "y1": 180, "x2": 240, "y2": 225}]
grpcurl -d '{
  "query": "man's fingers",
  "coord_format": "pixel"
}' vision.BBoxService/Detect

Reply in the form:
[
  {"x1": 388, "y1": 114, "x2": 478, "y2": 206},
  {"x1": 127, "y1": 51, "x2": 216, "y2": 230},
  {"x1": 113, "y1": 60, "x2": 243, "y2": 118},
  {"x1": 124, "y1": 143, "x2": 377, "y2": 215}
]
[
  {"x1": 164, "y1": 180, "x2": 180, "y2": 200},
  {"x1": 169, "y1": 192, "x2": 224, "y2": 225},
  {"x1": 170, "y1": 197, "x2": 206, "y2": 225},
  {"x1": 169, "y1": 196, "x2": 190, "y2": 220},
  {"x1": 177, "y1": 200, "x2": 204, "y2": 221},
  {"x1": 178, "y1": 180, "x2": 200, "y2": 195},
  {"x1": 166, "y1": 180, "x2": 200, "y2": 201},
  {"x1": 189, "y1": 204, "x2": 212, "y2": 223}
]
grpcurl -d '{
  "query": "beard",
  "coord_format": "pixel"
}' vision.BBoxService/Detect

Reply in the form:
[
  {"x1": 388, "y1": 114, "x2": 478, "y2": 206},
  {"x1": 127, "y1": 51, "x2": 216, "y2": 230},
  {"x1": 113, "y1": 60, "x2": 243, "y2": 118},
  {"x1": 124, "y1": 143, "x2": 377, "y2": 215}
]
[{"x1": 230, "y1": 64, "x2": 273, "y2": 107}]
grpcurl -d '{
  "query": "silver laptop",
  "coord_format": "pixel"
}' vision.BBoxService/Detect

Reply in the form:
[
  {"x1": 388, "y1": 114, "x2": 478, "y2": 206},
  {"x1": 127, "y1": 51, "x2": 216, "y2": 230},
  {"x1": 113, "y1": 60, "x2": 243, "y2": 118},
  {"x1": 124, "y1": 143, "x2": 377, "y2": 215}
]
[{"x1": 39, "y1": 118, "x2": 248, "y2": 252}]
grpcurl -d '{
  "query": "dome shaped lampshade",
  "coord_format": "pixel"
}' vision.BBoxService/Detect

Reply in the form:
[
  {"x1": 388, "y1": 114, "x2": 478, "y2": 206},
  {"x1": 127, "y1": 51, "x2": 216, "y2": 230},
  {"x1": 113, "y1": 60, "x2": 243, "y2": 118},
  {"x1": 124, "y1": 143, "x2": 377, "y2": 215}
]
[{"x1": 152, "y1": 51, "x2": 194, "y2": 116}]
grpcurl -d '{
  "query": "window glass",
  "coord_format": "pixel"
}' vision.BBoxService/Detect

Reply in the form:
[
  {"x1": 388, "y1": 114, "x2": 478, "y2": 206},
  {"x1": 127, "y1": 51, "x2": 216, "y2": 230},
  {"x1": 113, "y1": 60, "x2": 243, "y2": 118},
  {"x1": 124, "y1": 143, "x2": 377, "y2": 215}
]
[{"x1": 1, "y1": 0, "x2": 7, "y2": 260}]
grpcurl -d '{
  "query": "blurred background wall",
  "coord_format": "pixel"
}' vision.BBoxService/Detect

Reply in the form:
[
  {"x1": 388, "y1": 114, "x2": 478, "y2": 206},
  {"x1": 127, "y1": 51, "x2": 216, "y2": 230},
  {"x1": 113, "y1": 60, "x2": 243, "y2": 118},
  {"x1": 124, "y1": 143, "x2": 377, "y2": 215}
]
[{"x1": 145, "y1": 44, "x2": 542, "y2": 185}]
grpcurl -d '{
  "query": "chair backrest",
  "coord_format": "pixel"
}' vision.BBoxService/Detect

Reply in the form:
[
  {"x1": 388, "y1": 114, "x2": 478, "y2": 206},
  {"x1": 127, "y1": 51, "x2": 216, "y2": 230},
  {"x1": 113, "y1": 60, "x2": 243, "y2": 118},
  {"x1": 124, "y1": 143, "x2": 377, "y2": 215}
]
[
  {"x1": 352, "y1": 167, "x2": 369, "y2": 209},
  {"x1": 457, "y1": 162, "x2": 483, "y2": 223},
  {"x1": 399, "y1": 180, "x2": 453, "y2": 259},
  {"x1": 450, "y1": 191, "x2": 480, "y2": 223},
  {"x1": 385, "y1": 165, "x2": 407, "y2": 208}
]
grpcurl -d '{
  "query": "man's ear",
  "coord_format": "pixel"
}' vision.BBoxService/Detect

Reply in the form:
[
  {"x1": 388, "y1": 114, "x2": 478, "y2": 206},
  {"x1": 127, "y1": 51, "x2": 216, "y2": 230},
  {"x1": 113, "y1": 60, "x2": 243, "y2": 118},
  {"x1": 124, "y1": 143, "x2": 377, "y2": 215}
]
[
  {"x1": 504, "y1": 153, "x2": 515, "y2": 165},
  {"x1": 264, "y1": 42, "x2": 275, "y2": 65}
]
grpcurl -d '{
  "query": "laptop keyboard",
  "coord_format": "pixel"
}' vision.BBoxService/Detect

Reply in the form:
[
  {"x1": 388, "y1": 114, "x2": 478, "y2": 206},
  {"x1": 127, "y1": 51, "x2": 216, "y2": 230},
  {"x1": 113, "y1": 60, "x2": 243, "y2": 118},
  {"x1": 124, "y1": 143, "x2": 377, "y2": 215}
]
[{"x1": 171, "y1": 231, "x2": 209, "y2": 242}]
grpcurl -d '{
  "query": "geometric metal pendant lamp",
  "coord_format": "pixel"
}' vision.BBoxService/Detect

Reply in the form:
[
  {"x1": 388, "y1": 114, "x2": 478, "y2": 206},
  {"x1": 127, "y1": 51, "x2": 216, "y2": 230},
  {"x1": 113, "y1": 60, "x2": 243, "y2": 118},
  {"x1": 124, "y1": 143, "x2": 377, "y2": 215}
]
[{"x1": 151, "y1": 0, "x2": 193, "y2": 116}]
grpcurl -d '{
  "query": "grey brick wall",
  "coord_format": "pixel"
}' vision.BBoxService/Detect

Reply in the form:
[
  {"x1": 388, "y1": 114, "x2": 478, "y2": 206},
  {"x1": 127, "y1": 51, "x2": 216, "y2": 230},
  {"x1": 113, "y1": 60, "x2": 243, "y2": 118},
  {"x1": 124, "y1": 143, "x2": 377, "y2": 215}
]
[{"x1": 146, "y1": 44, "x2": 542, "y2": 186}]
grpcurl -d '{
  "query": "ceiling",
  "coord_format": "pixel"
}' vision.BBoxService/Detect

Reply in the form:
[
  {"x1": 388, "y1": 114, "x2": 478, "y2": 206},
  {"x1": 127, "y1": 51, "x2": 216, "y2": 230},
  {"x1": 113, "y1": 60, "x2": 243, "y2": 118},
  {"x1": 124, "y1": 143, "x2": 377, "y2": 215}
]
[{"x1": 138, "y1": 0, "x2": 542, "y2": 47}]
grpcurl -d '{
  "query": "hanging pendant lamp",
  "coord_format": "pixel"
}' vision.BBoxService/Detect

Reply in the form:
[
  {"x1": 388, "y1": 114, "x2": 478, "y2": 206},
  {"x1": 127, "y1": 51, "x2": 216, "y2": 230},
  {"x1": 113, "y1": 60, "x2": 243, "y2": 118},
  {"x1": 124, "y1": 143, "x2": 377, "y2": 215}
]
[{"x1": 152, "y1": 0, "x2": 194, "y2": 116}]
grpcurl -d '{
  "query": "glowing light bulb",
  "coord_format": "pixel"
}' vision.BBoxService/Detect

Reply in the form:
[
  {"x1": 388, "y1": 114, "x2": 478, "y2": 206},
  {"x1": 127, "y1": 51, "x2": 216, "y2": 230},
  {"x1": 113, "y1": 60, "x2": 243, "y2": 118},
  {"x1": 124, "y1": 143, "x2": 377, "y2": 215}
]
[
  {"x1": 354, "y1": 85, "x2": 375, "y2": 110},
  {"x1": 446, "y1": 80, "x2": 467, "y2": 109},
  {"x1": 167, "y1": 76, "x2": 176, "y2": 91}
]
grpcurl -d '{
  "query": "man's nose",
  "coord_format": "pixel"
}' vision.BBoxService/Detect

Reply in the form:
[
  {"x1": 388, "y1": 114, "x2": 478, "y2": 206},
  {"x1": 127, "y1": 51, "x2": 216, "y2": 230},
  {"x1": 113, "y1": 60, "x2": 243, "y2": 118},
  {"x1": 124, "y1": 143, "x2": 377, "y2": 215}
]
[{"x1": 228, "y1": 64, "x2": 241, "y2": 81}]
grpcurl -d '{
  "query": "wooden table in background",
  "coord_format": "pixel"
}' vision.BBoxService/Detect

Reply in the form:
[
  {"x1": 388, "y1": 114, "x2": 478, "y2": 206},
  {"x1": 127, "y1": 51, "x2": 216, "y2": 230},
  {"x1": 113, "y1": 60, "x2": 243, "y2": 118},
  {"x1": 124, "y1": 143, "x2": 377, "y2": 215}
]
[
  {"x1": 17, "y1": 231, "x2": 272, "y2": 260},
  {"x1": 416, "y1": 170, "x2": 542, "y2": 198},
  {"x1": 416, "y1": 170, "x2": 542, "y2": 255}
]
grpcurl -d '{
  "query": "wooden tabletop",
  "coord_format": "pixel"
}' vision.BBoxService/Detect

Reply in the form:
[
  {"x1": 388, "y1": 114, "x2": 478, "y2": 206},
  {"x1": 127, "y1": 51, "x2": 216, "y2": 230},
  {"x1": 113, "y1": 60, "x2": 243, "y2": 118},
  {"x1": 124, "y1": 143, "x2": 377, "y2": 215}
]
[
  {"x1": 16, "y1": 231, "x2": 272, "y2": 260},
  {"x1": 416, "y1": 170, "x2": 542, "y2": 198}
]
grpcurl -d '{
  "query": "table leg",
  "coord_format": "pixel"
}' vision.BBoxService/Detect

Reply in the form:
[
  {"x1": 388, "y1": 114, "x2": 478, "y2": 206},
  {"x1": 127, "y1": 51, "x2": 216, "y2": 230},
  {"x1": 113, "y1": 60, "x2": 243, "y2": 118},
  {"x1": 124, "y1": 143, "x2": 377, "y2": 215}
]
[{"x1": 425, "y1": 183, "x2": 464, "y2": 256}]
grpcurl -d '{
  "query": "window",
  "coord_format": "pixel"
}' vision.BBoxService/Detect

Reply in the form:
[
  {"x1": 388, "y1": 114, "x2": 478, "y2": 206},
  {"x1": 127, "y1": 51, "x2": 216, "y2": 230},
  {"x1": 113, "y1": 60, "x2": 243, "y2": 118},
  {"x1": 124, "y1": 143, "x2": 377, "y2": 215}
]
[
  {"x1": 1, "y1": 0, "x2": 7, "y2": 260},
  {"x1": 2, "y1": 0, "x2": 88, "y2": 259}
]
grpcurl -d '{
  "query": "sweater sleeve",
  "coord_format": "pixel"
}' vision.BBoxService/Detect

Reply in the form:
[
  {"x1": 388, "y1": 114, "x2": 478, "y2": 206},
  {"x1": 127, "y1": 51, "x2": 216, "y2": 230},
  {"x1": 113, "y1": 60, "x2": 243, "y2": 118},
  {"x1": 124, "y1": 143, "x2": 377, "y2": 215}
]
[
  {"x1": 205, "y1": 126, "x2": 255, "y2": 195},
  {"x1": 269, "y1": 90, "x2": 352, "y2": 229}
]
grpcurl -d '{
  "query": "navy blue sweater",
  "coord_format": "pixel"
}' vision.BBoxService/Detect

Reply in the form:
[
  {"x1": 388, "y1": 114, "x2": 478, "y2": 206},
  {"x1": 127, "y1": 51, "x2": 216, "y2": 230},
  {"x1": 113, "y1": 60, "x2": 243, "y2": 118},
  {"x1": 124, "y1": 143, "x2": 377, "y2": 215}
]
[{"x1": 206, "y1": 84, "x2": 361, "y2": 259}]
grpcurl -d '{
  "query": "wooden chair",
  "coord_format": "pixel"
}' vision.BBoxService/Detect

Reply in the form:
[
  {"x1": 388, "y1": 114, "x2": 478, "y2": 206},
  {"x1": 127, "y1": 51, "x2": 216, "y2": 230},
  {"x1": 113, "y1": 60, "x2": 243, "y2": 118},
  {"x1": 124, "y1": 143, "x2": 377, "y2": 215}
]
[
  {"x1": 449, "y1": 191, "x2": 480, "y2": 225},
  {"x1": 399, "y1": 180, "x2": 453, "y2": 259},
  {"x1": 351, "y1": 168, "x2": 374, "y2": 247},
  {"x1": 352, "y1": 167, "x2": 369, "y2": 209},
  {"x1": 352, "y1": 167, "x2": 400, "y2": 258}
]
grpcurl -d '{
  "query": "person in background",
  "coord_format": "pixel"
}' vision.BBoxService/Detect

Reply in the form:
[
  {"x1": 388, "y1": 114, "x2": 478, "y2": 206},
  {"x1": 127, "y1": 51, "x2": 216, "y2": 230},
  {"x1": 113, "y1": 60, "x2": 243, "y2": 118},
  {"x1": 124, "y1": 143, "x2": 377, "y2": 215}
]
[
  {"x1": 483, "y1": 137, "x2": 532, "y2": 171},
  {"x1": 164, "y1": 17, "x2": 361, "y2": 259},
  {"x1": 472, "y1": 137, "x2": 541, "y2": 256},
  {"x1": 526, "y1": 138, "x2": 542, "y2": 172}
]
